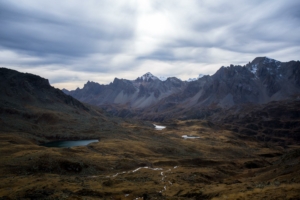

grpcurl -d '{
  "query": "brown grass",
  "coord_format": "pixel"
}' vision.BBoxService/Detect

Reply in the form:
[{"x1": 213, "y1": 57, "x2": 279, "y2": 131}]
[{"x1": 0, "y1": 119, "x2": 299, "y2": 199}]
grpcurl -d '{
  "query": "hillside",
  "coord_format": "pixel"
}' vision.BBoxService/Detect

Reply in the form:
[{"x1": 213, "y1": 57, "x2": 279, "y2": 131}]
[{"x1": 0, "y1": 67, "x2": 129, "y2": 142}]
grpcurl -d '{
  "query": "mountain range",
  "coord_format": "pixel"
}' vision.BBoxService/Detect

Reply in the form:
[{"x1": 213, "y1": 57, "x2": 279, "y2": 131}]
[{"x1": 64, "y1": 57, "x2": 300, "y2": 120}]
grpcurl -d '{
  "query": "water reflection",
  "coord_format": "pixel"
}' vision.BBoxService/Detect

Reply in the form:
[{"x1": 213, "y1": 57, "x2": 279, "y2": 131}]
[
  {"x1": 153, "y1": 124, "x2": 166, "y2": 130},
  {"x1": 41, "y1": 139, "x2": 99, "y2": 148},
  {"x1": 182, "y1": 135, "x2": 200, "y2": 139}
]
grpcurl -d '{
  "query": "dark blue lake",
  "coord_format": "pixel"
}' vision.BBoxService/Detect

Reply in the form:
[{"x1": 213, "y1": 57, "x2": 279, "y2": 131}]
[{"x1": 41, "y1": 139, "x2": 99, "y2": 148}]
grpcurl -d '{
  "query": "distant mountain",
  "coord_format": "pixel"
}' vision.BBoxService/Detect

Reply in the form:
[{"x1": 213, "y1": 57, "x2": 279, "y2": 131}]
[
  {"x1": 65, "y1": 72, "x2": 186, "y2": 109},
  {"x1": 138, "y1": 57, "x2": 300, "y2": 120},
  {"x1": 190, "y1": 57, "x2": 300, "y2": 107},
  {"x1": 63, "y1": 57, "x2": 300, "y2": 120}
]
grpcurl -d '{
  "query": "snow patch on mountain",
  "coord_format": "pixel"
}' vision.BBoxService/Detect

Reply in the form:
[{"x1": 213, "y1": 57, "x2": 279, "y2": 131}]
[
  {"x1": 158, "y1": 76, "x2": 168, "y2": 81},
  {"x1": 264, "y1": 57, "x2": 280, "y2": 65},
  {"x1": 249, "y1": 64, "x2": 258, "y2": 74}
]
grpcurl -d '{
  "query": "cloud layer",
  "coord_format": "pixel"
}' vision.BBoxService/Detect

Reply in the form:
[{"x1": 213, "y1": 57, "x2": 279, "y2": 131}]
[{"x1": 0, "y1": 0, "x2": 299, "y2": 89}]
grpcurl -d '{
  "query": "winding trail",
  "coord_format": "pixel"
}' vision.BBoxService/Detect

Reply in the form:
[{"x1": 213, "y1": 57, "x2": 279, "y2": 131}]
[{"x1": 104, "y1": 165, "x2": 179, "y2": 198}]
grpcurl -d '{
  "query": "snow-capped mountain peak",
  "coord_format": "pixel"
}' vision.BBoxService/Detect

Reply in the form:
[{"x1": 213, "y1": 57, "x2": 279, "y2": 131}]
[
  {"x1": 136, "y1": 72, "x2": 159, "y2": 82},
  {"x1": 247, "y1": 57, "x2": 282, "y2": 75}
]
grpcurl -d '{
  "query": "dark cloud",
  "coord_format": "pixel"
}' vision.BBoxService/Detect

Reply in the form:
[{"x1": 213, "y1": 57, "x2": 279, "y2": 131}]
[{"x1": 0, "y1": 1, "x2": 136, "y2": 59}]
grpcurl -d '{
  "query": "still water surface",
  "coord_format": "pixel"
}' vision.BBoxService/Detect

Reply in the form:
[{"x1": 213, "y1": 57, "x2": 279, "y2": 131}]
[
  {"x1": 41, "y1": 139, "x2": 99, "y2": 148},
  {"x1": 153, "y1": 124, "x2": 166, "y2": 130}
]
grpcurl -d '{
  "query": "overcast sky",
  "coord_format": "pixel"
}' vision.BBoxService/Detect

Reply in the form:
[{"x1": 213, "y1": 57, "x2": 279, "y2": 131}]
[{"x1": 0, "y1": 0, "x2": 299, "y2": 89}]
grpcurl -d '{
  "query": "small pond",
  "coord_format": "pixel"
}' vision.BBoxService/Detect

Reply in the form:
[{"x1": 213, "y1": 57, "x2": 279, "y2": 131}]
[
  {"x1": 182, "y1": 135, "x2": 200, "y2": 139},
  {"x1": 41, "y1": 139, "x2": 99, "y2": 148},
  {"x1": 153, "y1": 124, "x2": 166, "y2": 130}
]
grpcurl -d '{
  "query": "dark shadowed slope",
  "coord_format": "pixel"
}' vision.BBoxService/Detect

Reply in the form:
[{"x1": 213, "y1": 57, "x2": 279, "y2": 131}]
[{"x1": 0, "y1": 67, "x2": 127, "y2": 142}]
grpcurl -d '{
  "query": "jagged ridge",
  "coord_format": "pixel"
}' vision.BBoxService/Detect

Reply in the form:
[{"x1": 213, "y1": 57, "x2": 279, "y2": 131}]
[{"x1": 64, "y1": 57, "x2": 300, "y2": 115}]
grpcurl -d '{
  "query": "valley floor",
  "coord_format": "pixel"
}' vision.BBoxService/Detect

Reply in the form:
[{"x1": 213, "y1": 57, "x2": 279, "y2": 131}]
[{"x1": 0, "y1": 120, "x2": 300, "y2": 200}]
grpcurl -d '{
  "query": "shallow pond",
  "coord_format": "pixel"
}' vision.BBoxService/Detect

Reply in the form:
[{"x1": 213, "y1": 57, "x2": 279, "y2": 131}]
[
  {"x1": 182, "y1": 135, "x2": 200, "y2": 139},
  {"x1": 153, "y1": 124, "x2": 166, "y2": 130},
  {"x1": 41, "y1": 139, "x2": 99, "y2": 148}
]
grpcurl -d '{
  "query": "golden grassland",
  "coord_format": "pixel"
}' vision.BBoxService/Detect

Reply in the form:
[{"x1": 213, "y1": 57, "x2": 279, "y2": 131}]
[{"x1": 0, "y1": 120, "x2": 300, "y2": 199}]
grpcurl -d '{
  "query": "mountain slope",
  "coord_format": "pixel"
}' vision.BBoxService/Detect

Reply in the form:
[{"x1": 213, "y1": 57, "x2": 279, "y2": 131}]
[
  {"x1": 0, "y1": 68, "x2": 124, "y2": 141},
  {"x1": 154, "y1": 57, "x2": 300, "y2": 111},
  {"x1": 0, "y1": 67, "x2": 88, "y2": 112}
]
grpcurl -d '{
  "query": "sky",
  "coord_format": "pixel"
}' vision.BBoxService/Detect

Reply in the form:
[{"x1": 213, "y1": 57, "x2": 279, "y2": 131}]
[{"x1": 0, "y1": 0, "x2": 299, "y2": 90}]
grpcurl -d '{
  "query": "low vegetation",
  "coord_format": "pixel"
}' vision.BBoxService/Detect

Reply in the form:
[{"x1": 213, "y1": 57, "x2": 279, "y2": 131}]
[{"x1": 1, "y1": 119, "x2": 299, "y2": 199}]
